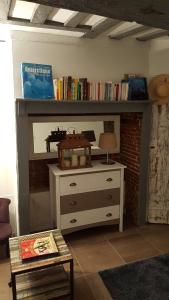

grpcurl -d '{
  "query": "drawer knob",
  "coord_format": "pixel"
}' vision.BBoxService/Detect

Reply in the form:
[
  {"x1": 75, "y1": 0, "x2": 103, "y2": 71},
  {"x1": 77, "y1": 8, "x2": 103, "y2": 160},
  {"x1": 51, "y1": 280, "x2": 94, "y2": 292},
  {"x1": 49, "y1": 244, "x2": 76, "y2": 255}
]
[
  {"x1": 106, "y1": 178, "x2": 113, "y2": 182},
  {"x1": 69, "y1": 182, "x2": 77, "y2": 187},
  {"x1": 70, "y1": 218, "x2": 77, "y2": 223},
  {"x1": 106, "y1": 213, "x2": 112, "y2": 217},
  {"x1": 107, "y1": 194, "x2": 112, "y2": 200},
  {"x1": 69, "y1": 201, "x2": 77, "y2": 206}
]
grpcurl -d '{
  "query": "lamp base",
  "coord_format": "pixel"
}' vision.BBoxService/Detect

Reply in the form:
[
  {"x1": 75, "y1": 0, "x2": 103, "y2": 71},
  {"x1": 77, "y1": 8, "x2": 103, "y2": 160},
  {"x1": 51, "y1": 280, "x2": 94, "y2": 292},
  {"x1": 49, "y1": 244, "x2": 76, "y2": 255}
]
[{"x1": 101, "y1": 160, "x2": 115, "y2": 165}]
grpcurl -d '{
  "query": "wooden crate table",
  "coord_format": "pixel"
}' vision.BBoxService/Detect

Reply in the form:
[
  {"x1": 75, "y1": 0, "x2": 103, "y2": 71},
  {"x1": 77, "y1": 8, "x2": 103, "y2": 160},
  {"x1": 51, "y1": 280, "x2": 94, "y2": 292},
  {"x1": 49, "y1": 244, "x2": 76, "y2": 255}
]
[{"x1": 9, "y1": 229, "x2": 74, "y2": 300}]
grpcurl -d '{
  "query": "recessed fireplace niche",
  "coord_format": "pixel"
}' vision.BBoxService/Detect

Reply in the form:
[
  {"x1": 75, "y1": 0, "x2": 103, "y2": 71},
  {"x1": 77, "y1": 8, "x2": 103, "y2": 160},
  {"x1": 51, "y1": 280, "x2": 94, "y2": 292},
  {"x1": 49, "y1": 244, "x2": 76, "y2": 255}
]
[{"x1": 16, "y1": 99, "x2": 152, "y2": 234}]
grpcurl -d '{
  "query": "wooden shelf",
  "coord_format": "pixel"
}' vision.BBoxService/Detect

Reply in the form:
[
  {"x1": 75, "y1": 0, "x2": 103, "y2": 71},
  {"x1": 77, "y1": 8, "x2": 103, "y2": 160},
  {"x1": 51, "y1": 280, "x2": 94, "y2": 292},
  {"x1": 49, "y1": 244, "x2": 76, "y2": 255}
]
[
  {"x1": 16, "y1": 98, "x2": 152, "y2": 116},
  {"x1": 16, "y1": 265, "x2": 70, "y2": 300}
]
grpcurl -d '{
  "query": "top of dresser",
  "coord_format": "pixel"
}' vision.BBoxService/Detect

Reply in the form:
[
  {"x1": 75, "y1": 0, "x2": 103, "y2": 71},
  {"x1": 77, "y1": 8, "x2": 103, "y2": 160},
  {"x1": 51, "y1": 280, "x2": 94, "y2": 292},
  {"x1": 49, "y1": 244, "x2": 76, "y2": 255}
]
[{"x1": 48, "y1": 160, "x2": 126, "y2": 176}]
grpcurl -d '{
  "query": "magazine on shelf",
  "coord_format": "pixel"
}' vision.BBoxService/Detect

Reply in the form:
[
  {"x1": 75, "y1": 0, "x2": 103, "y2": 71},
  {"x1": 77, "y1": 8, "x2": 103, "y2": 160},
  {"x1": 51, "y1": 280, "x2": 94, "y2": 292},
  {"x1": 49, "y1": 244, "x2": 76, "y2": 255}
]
[
  {"x1": 20, "y1": 232, "x2": 58, "y2": 260},
  {"x1": 21, "y1": 63, "x2": 54, "y2": 99},
  {"x1": 127, "y1": 77, "x2": 148, "y2": 100}
]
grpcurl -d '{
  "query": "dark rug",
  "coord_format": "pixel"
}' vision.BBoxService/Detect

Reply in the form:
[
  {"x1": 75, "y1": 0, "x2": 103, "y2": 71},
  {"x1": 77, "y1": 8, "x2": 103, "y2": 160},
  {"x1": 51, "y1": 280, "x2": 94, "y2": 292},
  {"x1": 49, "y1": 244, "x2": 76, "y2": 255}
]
[{"x1": 99, "y1": 253, "x2": 169, "y2": 300}]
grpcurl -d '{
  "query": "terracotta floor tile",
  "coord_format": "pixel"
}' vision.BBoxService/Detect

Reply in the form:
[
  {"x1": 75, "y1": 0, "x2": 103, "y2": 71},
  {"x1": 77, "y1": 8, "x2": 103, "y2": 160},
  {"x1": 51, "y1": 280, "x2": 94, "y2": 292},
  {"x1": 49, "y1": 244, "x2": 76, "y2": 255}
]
[
  {"x1": 138, "y1": 223, "x2": 169, "y2": 235},
  {"x1": 110, "y1": 233, "x2": 160, "y2": 263},
  {"x1": 103, "y1": 225, "x2": 140, "y2": 241},
  {"x1": 64, "y1": 244, "x2": 83, "y2": 278},
  {"x1": 65, "y1": 226, "x2": 107, "y2": 246},
  {"x1": 85, "y1": 273, "x2": 112, "y2": 300},
  {"x1": 74, "y1": 276, "x2": 96, "y2": 300},
  {"x1": 140, "y1": 229, "x2": 169, "y2": 253},
  {"x1": 71, "y1": 240, "x2": 124, "y2": 275}
]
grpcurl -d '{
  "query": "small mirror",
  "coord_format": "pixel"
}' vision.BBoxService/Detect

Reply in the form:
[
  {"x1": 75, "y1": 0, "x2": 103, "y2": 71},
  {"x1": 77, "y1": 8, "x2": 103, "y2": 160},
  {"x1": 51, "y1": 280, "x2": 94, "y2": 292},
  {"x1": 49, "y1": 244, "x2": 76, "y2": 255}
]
[{"x1": 29, "y1": 115, "x2": 120, "y2": 159}]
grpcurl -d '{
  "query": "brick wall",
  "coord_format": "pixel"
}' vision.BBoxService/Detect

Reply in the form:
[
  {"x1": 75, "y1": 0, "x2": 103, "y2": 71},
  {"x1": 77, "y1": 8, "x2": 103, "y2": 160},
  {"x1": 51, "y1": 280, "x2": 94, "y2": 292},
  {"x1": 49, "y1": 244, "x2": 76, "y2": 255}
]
[
  {"x1": 29, "y1": 112, "x2": 142, "y2": 225},
  {"x1": 119, "y1": 112, "x2": 142, "y2": 224}
]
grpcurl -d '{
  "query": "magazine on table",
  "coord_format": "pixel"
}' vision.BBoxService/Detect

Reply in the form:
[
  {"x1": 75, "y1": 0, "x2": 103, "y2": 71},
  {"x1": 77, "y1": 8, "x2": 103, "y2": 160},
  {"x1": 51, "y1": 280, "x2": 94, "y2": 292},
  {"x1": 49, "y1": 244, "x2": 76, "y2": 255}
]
[{"x1": 20, "y1": 232, "x2": 58, "y2": 260}]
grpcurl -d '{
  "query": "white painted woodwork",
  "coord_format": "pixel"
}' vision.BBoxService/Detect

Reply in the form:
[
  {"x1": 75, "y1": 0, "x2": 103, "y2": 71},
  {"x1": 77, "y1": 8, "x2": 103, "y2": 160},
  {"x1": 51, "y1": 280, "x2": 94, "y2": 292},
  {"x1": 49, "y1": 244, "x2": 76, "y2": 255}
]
[
  {"x1": 65, "y1": 12, "x2": 89, "y2": 27},
  {"x1": 59, "y1": 170, "x2": 120, "y2": 195},
  {"x1": 31, "y1": 4, "x2": 53, "y2": 24},
  {"x1": 119, "y1": 168, "x2": 124, "y2": 232},
  {"x1": 61, "y1": 205, "x2": 120, "y2": 229},
  {"x1": 0, "y1": 0, "x2": 11, "y2": 20},
  {"x1": 83, "y1": 18, "x2": 121, "y2": 39},
  {"x1": 148, "y1": 105, "x2": 169, "y2": 224},
  {"x1": 109, "y1": 25, "x2": 150, "y2": 40},
  {"x1": 49, "y1": 161, "x2": 126, "y2": 232},
  {"x1": 137, "y1": 29, "x2": 169, "y2": 41},
  {"x1": 0, "y1": 19, "x2": 88, "y2": 33}
]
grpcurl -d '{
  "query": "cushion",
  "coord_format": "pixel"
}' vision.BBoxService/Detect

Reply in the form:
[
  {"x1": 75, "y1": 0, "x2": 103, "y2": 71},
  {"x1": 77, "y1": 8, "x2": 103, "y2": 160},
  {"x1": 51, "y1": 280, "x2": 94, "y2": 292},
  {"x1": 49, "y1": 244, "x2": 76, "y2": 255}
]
[{"x1": 0, "y1": 198, "x2": 10, "y2": 223}]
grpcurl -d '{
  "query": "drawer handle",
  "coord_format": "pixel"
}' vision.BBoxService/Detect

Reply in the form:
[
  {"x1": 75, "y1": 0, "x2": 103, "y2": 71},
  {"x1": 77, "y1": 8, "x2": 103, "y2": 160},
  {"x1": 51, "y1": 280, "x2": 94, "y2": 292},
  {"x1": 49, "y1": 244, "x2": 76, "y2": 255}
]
[
  {"x1": 106, "y1": 178, "x2": 113, "y2": 182},
  {"x1": 69, "y1": 201, "x2": 77, "y2": 206},
  {"x1": 70, "y1": 219, "x2": 77, "y2": 223},
  {"x1": 107, "y1": 194, "x2": 112, "y2": 200},
  {"x1": 69, "y1": 182, "x2": 77, "y2": 187},
  {"x1": 106, "y1": 213, "x2": 112, "y2": 217}
]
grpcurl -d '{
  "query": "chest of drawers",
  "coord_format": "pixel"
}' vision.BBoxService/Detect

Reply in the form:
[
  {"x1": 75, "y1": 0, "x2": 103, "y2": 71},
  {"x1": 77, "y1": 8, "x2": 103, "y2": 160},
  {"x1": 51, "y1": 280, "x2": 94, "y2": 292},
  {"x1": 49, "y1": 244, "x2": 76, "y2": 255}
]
[{"x1": 49, "y1": 161, "x2": 126, "y2": 234}]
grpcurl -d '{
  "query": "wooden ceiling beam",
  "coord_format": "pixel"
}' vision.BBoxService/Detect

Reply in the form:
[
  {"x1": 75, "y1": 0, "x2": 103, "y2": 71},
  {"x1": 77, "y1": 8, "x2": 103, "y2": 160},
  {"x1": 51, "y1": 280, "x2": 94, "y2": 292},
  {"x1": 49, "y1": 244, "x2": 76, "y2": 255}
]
[
  {"x1": 20, "y1": 0, "x2": 169, "y2": 31},
  {"x1": 4, "y1": 17, "x2": 91, "y2": 33},
  {"x1": 83, "y1": 18, "x2": 121, "y2": 39},
  {"x1": 136, "y1": 29, "x2": 169, "y2": 41},
  {"x1": 64, "y1": 12, "x2": 90, "y2": 27},
  {"x1": 109, "y1": 25, "x2": 150, "y2": 40},
  {"x1": 31, "y1": 4, "x2": 54, "y2": 24},
  {"x1": 0, "y1": 0, "x2": 11, "y2": 20}
]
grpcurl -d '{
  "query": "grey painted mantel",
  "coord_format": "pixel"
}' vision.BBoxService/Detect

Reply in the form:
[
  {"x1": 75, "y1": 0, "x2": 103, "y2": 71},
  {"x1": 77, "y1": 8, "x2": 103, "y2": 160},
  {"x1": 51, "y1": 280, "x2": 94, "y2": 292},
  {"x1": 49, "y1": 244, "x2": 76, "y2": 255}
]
[{"x1": 16, "y1": 99, "x2": 152, "y2": 234}]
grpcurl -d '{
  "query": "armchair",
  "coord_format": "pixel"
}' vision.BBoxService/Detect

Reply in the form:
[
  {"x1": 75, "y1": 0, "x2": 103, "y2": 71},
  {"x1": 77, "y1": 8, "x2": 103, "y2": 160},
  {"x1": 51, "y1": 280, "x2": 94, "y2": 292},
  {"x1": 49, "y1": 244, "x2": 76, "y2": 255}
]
[{"x1": 0, "y1": 198, "x2": 12, "y2": 256}]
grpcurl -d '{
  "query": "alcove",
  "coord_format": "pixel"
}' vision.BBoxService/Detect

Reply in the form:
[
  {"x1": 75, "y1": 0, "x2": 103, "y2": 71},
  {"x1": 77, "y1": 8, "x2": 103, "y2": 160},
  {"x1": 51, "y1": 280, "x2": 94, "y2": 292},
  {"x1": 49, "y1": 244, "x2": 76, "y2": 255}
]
[{"x1": 16, "y1": 99, "x2": 151, "y2": 234}]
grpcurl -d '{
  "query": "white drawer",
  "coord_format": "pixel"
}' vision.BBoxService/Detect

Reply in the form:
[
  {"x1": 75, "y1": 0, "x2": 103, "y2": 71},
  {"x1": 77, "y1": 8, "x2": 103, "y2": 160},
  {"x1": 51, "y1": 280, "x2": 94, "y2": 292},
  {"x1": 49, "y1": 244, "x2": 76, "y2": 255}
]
[
  {"x1": 61, "y1": 205, "x2": 120, "y2": 229},
  {"x1": 59, "y1": 170, "x2": 120, "y2": 195}
]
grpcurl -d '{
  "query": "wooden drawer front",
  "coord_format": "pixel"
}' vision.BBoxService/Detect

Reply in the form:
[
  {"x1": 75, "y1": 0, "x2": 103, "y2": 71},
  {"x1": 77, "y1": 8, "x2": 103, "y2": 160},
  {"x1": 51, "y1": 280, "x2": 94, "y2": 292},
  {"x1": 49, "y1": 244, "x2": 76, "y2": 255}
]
[
  {"x1": 60, "y1": 171, "x2": 120, "y2": 195},
  {"x1": 60, "y1": 188, "x2": 120, "y2": 214},
  {"x1": 61, "y1": 206, "x2": 119, "y2": 230}
]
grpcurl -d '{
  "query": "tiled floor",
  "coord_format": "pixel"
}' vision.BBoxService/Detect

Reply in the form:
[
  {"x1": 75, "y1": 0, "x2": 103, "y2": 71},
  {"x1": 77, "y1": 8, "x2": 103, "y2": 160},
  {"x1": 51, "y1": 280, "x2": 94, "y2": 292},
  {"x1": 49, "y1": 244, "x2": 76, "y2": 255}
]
[{"x1": 0, "y1": 223, "x2": 169, "y2": 300}]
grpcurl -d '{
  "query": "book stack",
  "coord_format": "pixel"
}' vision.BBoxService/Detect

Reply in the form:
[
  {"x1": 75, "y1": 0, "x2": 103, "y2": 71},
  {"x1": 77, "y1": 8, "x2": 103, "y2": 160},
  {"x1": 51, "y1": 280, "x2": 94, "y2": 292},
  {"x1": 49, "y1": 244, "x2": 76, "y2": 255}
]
[{"x1": 53, "y1": 76, "x2": 129, "y2": 101}]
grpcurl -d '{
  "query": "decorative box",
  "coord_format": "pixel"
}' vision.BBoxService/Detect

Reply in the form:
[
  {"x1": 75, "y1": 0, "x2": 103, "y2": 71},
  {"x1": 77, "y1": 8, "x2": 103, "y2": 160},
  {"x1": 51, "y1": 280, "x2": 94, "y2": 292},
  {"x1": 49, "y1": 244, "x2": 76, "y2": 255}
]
[{"x1": 57, "y1": 131, "x2": 92, "y2": 170}]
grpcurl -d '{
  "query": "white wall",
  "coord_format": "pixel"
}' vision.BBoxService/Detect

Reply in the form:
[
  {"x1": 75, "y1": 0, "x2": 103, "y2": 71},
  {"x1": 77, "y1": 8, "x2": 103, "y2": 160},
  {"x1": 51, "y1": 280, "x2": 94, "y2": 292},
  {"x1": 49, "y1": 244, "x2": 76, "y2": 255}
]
[
  {"x1": 148, "y1": 37, "x2": 169, "y2": 76},
  {"x1": 0, "y1": 38, "x2": 18, "y2": 235},
  {"x1": 11, "y1": 31, "x2": 149, "y2": 98}
]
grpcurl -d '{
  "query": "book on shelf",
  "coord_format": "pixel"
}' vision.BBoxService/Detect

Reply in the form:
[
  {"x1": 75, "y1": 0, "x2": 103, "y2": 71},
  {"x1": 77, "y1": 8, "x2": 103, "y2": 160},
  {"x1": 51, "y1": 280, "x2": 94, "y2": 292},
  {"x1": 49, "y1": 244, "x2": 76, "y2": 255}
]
[
  {"x1": 52, "y1": 75, "x2": 147, "y2": 101},
  {"x1": 21, "y1": 63, "x2": 54, "y2": 99},
  {"x1": 20, "y1": 232, "x2": 58, "y2": 260}
]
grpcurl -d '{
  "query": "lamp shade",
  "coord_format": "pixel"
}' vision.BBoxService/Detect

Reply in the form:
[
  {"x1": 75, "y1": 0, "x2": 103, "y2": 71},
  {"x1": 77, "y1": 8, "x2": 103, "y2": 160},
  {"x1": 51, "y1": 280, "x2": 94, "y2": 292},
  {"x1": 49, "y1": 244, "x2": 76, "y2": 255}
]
[{"x1": 99, "y1": 132, "x2": 117, "y2": 151}]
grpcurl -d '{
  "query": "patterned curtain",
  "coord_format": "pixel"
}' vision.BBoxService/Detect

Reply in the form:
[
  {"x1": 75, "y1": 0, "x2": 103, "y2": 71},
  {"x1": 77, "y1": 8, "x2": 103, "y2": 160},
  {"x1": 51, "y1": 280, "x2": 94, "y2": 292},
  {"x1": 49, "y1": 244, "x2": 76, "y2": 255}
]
[{"x1": 148, "y1": 104, "x2": 169, "y2": 223}]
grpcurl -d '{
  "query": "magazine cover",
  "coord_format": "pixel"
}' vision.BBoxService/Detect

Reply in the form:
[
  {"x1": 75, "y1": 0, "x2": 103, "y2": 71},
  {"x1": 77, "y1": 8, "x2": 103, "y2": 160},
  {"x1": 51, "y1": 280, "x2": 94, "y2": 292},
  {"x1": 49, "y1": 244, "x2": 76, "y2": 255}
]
[
  {"x1": 21, "y1": 63, "x2": 54, "y2": 99},
  {"x1": 20, "y1": 233, "x2": 58, "y2": 260},
  {"x1": 128, "y1": 77, "x2": 148, "y2": 100}
]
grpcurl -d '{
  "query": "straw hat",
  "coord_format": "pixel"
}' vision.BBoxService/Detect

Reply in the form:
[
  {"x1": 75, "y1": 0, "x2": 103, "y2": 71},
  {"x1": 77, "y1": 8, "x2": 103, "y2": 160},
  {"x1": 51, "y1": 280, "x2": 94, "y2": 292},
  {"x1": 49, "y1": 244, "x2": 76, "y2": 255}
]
[{"x1": 148, "y1": 74, "x2": 169, "y2": 104}]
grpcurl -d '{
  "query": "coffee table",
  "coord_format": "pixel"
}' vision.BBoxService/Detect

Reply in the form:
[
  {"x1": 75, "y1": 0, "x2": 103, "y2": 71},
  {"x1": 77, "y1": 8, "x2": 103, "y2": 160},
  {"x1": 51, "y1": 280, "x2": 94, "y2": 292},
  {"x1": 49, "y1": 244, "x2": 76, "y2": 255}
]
[{"x1": 9, "y1": 229, "x2": 74, "y2": 300}]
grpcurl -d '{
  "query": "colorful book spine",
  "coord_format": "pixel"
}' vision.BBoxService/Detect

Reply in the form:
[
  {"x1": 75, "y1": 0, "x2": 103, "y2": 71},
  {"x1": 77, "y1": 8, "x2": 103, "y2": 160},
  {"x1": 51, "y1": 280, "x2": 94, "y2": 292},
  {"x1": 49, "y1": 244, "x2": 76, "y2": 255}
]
[{"x1": 52, "y1": 76, "x2": 132, "y2": 101}]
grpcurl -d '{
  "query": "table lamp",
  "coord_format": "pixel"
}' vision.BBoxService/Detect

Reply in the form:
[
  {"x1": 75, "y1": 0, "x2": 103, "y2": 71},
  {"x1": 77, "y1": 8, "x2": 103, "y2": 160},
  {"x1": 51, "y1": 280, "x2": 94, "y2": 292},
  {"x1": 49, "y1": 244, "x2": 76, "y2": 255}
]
[{"x1": 99, "y1": 132, "x2": 117, "y2": 164}]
